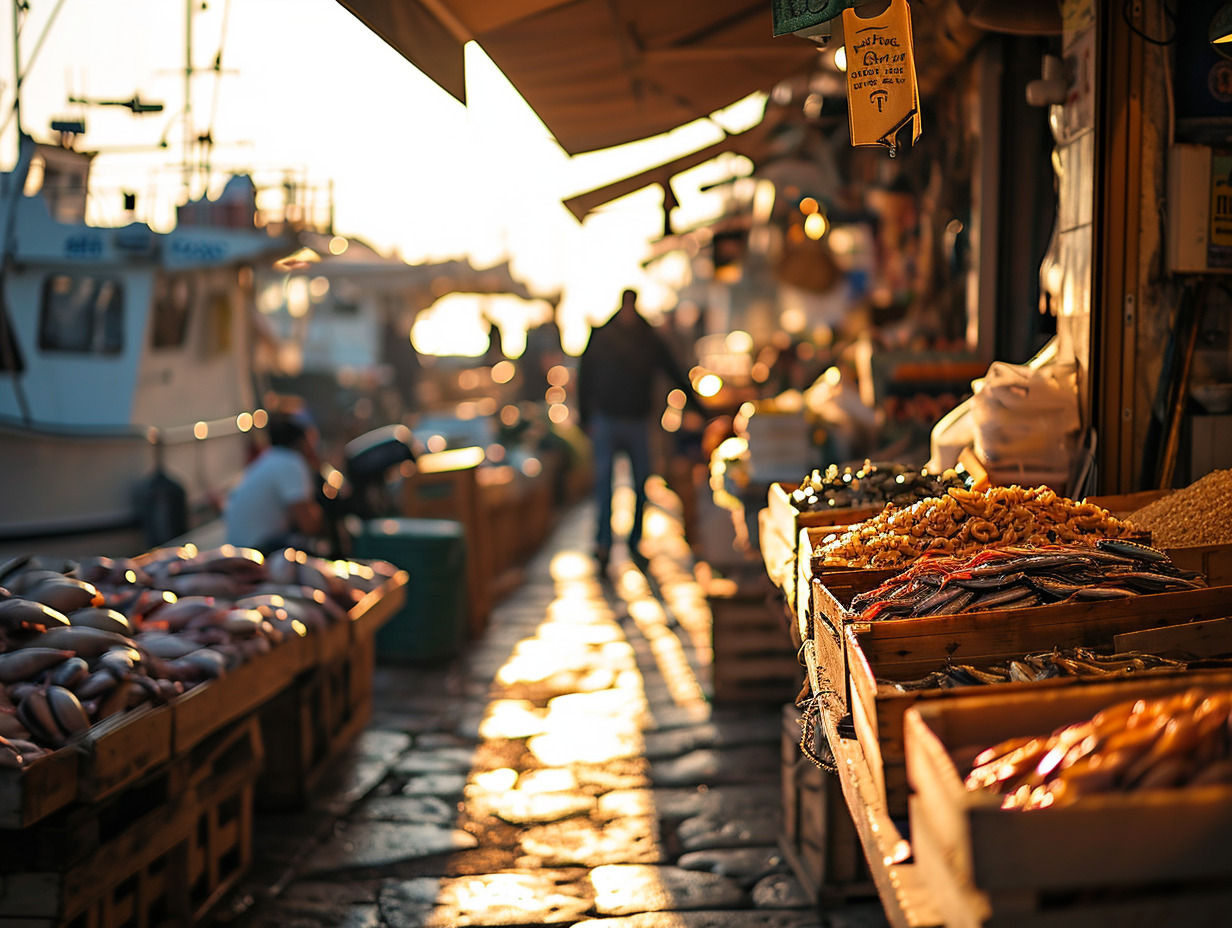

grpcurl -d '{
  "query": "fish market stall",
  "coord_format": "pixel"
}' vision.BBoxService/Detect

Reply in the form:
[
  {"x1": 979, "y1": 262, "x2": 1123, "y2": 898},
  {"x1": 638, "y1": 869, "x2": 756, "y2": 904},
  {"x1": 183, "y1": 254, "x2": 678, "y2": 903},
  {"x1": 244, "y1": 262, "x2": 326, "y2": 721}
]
[
  {"x1": 0, "y1": 544, "x2": 405, "y2": 926},
  {"x1": 763, "y1": 471, "x2": 1232, "y2": 925}
]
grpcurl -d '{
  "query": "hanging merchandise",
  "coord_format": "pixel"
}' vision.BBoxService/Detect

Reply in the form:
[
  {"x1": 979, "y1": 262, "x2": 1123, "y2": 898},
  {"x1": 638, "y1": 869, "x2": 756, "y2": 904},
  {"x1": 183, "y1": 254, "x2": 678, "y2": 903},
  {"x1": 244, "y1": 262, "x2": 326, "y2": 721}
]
[{"x1": 841, "y1": 0, "x2": 922, "y2": 152}]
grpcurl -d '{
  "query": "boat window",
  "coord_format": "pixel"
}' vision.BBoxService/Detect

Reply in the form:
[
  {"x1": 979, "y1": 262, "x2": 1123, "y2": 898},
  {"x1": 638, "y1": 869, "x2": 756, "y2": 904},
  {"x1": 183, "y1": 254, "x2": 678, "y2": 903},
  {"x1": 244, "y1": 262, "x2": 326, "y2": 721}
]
[
  {"x1": 151, "y1": 273, "x2": 195, "y2": 349},
  {"x1": 38, "y1": 274, "x2": 123, "y2": 354},
  {"x1": 201, "y1": 290, "x2": 233, "y2": 358}
]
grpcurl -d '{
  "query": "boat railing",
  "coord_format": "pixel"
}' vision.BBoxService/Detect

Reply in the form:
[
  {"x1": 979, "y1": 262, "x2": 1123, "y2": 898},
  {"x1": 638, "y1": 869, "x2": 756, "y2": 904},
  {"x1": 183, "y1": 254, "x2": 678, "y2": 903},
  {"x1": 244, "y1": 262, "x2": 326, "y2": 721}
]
[{"x1": 0, "y1": 411, "x2": 256, "y2": 447}]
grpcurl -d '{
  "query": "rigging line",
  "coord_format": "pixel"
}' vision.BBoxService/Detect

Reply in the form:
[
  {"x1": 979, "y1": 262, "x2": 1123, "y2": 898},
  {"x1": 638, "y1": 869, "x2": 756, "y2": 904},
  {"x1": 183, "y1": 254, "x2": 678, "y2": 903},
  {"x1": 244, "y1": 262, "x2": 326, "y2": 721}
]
[
  {"x1": 0, "y1": 0, "x2": 70, "y2": 138},
  {"x1": 205, "y1": 0, "x2": 233, "y2": 176}
]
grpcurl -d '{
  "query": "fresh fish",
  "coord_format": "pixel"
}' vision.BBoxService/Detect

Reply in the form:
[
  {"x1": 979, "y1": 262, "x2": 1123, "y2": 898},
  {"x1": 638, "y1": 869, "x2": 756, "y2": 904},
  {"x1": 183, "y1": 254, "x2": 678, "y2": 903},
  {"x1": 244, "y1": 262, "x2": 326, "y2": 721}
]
[{"x1": 0, "y1": 648, "x2": 74, "y2": 684}]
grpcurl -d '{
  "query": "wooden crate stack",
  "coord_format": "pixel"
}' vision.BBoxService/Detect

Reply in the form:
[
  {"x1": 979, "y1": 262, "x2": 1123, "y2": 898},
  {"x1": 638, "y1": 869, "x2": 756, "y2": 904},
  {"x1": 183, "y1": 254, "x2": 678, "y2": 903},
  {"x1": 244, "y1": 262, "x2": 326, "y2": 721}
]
[
  {"x1": 257, "y1": 630, "x2": 378, "y2": 810},
  {"x1": 706, "y1": 571, "x2": 804, "y2": 706},
  {"x1": 0, "y1": 714, "x2": 262, "y2": 928},
  {"x1": 0, "y1": 571, "x2": 406, "y2": 926},
  {"x1": 778, "y1": 703, "x2": 874, "y2": 902}
]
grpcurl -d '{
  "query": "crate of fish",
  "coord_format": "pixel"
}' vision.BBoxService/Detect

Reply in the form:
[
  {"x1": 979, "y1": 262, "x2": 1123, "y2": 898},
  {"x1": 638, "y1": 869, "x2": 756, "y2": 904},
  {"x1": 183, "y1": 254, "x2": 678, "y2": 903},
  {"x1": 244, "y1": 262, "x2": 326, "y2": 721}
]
[
  {"x1": 847, "y1": 608, "x2": 1232, "y2": 820},
  {"x1": 764, "y1": 463, "x2": 972, "y2": 598},
  {"x1": 828, "y1": 542, "x2": 1227, "y2": 810},
  {"x1": 0, "y1": 546, "x2": 398, "y2": 807},
  {"x1": 905, "y1": 673, "x2": 1232, "y2": 927},
  {"x1": 768, "y1": 461, "x2": 973, "y2": 541},
  {"x1": 802, "y1": 485, "x2": 1145, "y2": 679},
  {"x1": 812, "y1": 527, "x2": 1194, "y2": 687}
]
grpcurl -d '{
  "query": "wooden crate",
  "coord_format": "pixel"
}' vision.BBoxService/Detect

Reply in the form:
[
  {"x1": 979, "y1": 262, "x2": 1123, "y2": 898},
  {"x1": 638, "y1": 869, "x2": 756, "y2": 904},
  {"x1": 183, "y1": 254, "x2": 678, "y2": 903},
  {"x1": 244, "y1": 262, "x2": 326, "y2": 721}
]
[
  {"x1": 766, "y1": 481, "x2": 886, "y2": 546},
  {"x1": 348, "y1": 570, "x2": 408, "y2": 643},
  {"x1": 1089, "y1": 489, "x2": 1232, "y2": 584},
  {"x1": 810, "y1": 560, "x2": 1232, "y2": 716},
  {"x1": 0, "y1": 746, "x2": 78, "y2": 830},
  {"x1": 0, "y1": 715, "x2": 262, "y2": 928},
  {"x1": 806, "y1": 562, "x2": 898, "y2": 712},
  {"x1": 172, "y1": 634, "x2": 302, "y2": 754},
  {"x1": 185, "y1": 722, "x2": 262, "y2": 924},
  {"x1": 256, "y1": 630, "x2": 377, "y2": 810},
  {"x1": 904, "y1": 673, "x2": 1232, "y2": 927},
  {"x1": 76, "y1": 703, "x2": 173, "y2": 804},
  {"x1": 847, "y1": 593, "x2": 1232, "y2": 819},
  {"x1": 707, "y1": 575, "x2": 804, "y2": 707},
  {"x1": 172, "y1": 572, "x2": 403, "y2": 755},
  {"x1": 762, "y1": 483, "x2": 882, "y2": 613},
  {"x1": 401, "y1": 450, "x2": 491, "y2": 637},
  {"x1": 778, "y1": 704, "x2": 874, "y2": 902},
  {"x1": 794, "y1": 524, "x2": 871, "y2": 644}
]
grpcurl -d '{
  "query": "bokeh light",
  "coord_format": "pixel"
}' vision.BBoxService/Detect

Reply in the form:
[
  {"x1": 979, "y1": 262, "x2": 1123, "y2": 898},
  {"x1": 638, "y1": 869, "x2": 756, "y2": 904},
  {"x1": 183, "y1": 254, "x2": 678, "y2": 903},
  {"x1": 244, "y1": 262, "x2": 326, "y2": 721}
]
[{"x1": 492, "y1": 360, "x2": 516, "y2": 384}]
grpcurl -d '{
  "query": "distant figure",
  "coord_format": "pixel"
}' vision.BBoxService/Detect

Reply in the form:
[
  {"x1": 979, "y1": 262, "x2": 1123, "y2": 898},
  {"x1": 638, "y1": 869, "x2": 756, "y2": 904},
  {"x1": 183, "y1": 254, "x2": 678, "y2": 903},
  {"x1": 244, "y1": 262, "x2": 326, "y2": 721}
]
[
  {"x1": 519, "y1": 305, "x2": 565, "y2": 403},
  {"x1": 483, "y1": 314, "x2": 506, "y2": 367},
  {"x1": 577, "y1": 289, "x2": 705, "y2": 571},
  {"x1": 225, "y1": 409, "x2": 325, "y2": 553}
]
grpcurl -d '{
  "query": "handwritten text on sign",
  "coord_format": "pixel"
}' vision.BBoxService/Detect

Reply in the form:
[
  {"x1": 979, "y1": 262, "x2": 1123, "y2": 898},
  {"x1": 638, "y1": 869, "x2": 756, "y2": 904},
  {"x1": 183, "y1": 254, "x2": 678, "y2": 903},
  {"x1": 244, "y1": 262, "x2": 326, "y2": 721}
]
[{"x1": 842, "y1": 0, "x2": 921, "y2": 151}]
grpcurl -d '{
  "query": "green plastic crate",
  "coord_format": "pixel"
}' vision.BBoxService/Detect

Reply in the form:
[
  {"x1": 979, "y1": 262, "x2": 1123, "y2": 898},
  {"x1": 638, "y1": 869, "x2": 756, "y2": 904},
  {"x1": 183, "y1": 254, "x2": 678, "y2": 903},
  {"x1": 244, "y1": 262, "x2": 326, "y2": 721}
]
[{"x1": 353, "y1": 518, "x2": 468, "y2": 662}]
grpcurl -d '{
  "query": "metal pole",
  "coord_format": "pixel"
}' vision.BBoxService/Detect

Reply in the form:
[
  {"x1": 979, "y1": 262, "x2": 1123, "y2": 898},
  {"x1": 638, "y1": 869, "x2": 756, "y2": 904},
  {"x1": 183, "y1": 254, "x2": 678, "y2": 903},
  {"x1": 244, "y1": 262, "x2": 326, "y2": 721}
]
[
  {"x1": 11, "y1": 1, "x2": 21, "y2": 140},
  {"x1": 184, "y1": 0, "x2": 194, "y2": 196}
]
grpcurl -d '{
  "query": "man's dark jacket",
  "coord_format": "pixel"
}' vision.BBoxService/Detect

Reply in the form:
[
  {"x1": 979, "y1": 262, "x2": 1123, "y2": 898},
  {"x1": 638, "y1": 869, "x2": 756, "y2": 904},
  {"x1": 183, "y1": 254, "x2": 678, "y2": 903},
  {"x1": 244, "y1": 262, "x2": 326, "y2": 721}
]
[{"x1": 577, "y1": 313, "x2": 696, "y2": 428}]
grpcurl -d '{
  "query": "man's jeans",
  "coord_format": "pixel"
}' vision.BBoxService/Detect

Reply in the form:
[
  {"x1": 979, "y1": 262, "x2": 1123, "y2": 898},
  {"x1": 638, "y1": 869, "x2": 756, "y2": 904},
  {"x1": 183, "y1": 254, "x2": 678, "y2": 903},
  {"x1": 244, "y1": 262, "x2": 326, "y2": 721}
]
[{"x1": 591, "y1": 412, "x2": 651, "y2": 554}]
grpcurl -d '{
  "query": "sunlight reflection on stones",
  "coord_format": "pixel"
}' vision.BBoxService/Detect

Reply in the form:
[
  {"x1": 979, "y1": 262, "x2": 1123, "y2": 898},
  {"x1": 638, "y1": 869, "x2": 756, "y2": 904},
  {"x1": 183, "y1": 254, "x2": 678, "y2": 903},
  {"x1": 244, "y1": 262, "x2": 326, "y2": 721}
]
[
  {"x1": 477, "y1": 700, "x2": 550, "y2": 740},
  {"x1": 627, "y1": 598, "x2": 667, "y2": 624},
  {"x1": 546, "y1": 598, "x2": 610, "y2": 620},
  {"x1": 589, "y1": 863, "x2": 745, "y2": 915},
  {"x1": 517, "y1": 768, "x2": 579, "y2": 793},
  {"x1": 533, "y1": 621, "x2": 626, "y2": 645},
  {"x1": 469, "y1": 767, "x2": 519, "y2": 793},
  {"x1": 529, "y1": 727, "x2": 644, "y2": 765},
  {"x1": 496, "y1": 641, "x2": 599, "y2": 685},
  {"x1": 549, "y1": 551, "x2": 596, "y2": 581}
]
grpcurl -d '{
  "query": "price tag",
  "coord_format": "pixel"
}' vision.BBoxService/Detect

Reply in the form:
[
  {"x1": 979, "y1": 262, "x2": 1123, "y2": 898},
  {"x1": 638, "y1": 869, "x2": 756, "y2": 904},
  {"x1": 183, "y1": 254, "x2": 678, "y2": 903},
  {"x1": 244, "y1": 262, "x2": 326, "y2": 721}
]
[{"x1": 842, "y1": 0, "x2": 921, "y2": 151}]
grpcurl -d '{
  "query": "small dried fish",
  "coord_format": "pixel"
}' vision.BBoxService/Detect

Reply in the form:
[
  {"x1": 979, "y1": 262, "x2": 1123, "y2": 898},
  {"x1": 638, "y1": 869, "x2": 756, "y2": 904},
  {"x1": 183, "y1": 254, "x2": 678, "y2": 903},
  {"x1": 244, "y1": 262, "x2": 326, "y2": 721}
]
[{"x1": 853, "y1": 543, "x2": 1201, "y2": 621}]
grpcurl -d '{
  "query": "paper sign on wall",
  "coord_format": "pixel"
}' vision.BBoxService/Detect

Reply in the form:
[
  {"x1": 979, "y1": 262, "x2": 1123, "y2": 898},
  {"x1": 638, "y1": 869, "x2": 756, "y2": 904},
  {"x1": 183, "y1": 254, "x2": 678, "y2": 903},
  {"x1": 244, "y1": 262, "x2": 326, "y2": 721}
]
[{"x1": 842, "y1": 0, "x2": 921, "y2": 152}]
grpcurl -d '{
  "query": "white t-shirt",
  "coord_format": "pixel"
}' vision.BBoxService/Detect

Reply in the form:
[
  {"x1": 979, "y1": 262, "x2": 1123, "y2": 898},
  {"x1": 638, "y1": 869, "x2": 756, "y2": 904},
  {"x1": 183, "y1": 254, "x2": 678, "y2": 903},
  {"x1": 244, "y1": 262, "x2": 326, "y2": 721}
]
[{"x1": 224, "y1": 446, "x2": 314, "y2": 549}]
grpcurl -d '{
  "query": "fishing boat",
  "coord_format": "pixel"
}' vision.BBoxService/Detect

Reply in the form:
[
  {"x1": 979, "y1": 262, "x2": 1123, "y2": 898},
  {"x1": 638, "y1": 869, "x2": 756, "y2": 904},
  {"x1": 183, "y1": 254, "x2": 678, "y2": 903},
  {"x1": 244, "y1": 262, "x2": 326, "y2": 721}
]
[{"x1": 0, "y1": 136, "x2": 295, "y2": 551}]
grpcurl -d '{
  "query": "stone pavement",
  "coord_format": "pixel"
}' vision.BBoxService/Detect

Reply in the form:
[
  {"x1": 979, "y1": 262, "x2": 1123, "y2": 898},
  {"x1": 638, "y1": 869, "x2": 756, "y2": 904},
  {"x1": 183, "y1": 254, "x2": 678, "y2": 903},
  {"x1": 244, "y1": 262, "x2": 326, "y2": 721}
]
[{"x1": 211, "y1": 479, "x2": 891, "y2": 928}]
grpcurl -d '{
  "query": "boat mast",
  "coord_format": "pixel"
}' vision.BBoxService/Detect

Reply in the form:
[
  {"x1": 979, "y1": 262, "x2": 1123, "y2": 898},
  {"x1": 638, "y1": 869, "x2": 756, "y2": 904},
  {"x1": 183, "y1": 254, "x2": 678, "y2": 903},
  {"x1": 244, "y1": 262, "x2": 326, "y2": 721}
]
[
  {"x1": 184, "y1": 0, "x2": 193, "y2": 195},
  {"x1": 1, "y1": 0, "x2": 38, "y2": 425},
  {"x1": 11, "y1": 2, "x2": 20, "y2": 139}
]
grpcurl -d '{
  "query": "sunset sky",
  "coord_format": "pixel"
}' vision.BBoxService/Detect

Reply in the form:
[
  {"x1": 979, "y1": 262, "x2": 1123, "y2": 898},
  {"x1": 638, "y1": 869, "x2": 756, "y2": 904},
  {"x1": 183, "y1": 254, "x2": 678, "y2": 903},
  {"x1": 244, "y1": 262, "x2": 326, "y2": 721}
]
[{"x1": 0, "y1": 0, "x2": 764, "y2": 354}]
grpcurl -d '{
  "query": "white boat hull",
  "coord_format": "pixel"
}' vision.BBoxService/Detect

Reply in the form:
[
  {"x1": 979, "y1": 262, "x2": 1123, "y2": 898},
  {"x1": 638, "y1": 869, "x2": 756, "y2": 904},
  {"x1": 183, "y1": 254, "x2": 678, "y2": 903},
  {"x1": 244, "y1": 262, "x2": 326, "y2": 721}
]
[{"x1": 0, "y1": 418, "x2": 249, "y2": 541}]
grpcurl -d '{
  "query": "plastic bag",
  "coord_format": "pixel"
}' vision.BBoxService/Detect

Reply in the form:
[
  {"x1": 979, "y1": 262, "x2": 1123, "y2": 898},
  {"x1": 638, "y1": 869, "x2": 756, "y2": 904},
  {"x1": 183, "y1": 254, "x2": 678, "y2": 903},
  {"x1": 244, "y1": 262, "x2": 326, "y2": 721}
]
[{"x1": 970, "y1": 361, "x2": 1080, "y2": 476}]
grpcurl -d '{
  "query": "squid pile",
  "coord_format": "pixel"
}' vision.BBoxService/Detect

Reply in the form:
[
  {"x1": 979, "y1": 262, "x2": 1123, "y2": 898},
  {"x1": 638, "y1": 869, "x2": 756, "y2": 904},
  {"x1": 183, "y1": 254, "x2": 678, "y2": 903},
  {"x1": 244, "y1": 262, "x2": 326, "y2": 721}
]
[
  {"x1": 815, "y1": 484, "x2": 1138, "y2": 569},
  {"x1": 885, "y1": 646, "x2": 1193, "y2": 693},
  {"x1": 788, "y1": 461, "x2": 972, "y2": 513},
  {"x1": 0, "y1": 545, "x2": 396, "y2": 768},
  {"x1": 964, "y1": 686, "x2": 1232, "y2": 808},
  {"x1": 848, "y1": 540, "x2": 1205, "y2": 621}
]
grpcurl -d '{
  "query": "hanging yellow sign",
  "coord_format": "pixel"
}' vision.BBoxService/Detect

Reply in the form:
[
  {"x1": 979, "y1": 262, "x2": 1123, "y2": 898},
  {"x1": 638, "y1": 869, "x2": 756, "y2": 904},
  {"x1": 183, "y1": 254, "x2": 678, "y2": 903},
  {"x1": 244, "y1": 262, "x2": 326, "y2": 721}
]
[{"x1": 842, "y1": 0, "x2": 921, "y2": 151}]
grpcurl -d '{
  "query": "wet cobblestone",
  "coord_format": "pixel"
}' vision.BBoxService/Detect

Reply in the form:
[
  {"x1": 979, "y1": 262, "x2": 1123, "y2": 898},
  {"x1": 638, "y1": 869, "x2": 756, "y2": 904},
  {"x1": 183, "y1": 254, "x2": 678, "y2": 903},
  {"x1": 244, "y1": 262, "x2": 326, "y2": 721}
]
[{"x1": 212, "y1": 484, "x2": 890, "y2": 928}]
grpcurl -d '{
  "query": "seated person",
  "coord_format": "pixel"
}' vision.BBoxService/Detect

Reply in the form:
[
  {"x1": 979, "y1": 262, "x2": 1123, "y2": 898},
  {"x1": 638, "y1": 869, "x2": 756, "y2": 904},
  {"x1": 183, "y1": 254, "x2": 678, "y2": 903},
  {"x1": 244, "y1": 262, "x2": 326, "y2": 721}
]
[{"x1": 225, "y1": 410, "x2": 324, "y2": 553}]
